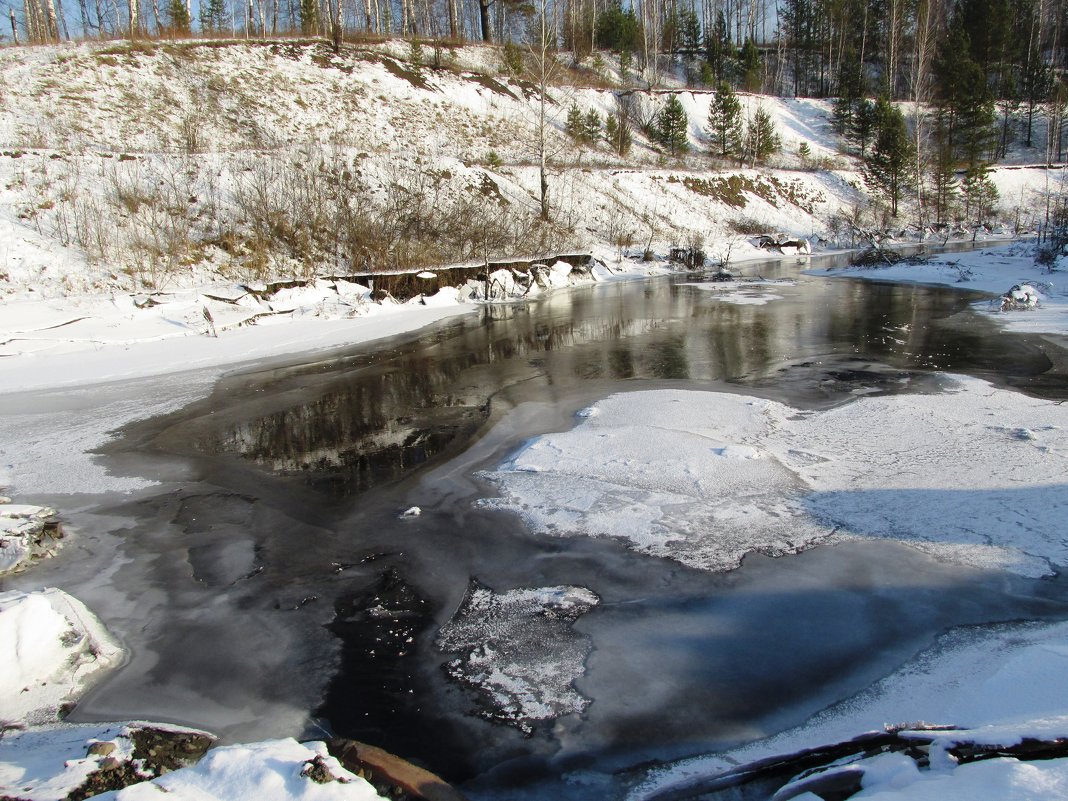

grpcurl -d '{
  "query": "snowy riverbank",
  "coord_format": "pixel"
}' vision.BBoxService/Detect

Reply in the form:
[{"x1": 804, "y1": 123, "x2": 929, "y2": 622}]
[{"x1": 809, "y1": 240, "x2": 1068, "y2": 338}]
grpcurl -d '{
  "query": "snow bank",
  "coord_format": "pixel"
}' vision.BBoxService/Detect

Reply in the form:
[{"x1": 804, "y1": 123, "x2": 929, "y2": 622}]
[
  {"x1": 0, "y1": 729, "x2": 384, "y2": 801},
  {"x1": 0, "y1": 502, "x2": 60, "y2": 574},
  {"x1": 480, "y1": 375, "x2": 1068, "y2": 577},
  {"x1": 0, "y1": 588, "x2": 122, "y2": 725},
  {"x1": 95, "y1": 739, "x2": 385, "y2": 801},
  {"x1": 633, "y1": 619, "x2": 1068, "y2": 801},
  {"x1": 847, "y1": 753, "x2": 1068, "y2": 801}
]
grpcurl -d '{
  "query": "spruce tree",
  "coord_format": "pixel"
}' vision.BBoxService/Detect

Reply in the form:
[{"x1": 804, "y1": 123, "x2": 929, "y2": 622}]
[
  {"x1": 654, "y1": 95, "x2": 689, "y2": 156},
  {"x1": 745, "y1": 106, "x2": 780, "y2": 165},
  {"x1": 706, "y1": 81, "x2": 743, "y2": 159},
  {"x1": 168, "y1": 0, "x2": 189, "y2": 32},
  {"x1": 566, "y1": 103, "x2": 584, "y2": 143},
  {"x1": 583, "y1": 109, "x2": 602, "y2": 144},
  {"x1": 864, "y1": 98, "x2": 914, "y2": 217},
  {"x1": 199, "y1": 0, "x2": 228, "y2": 32}
]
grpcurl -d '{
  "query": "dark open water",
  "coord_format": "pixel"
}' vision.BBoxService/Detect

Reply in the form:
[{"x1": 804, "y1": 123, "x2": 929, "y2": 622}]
[{"x1": 9, "y1": 250, "x2": 1068, "y2": 800}]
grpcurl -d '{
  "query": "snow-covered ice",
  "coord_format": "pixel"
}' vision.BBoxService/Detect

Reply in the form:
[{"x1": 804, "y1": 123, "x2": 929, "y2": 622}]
[
  {"x1": 437, "y1": 582, "x2": 600, "y2": 733},
  {"x1": 480, "y1": 375, "x2": 1067, "y2": 577}
]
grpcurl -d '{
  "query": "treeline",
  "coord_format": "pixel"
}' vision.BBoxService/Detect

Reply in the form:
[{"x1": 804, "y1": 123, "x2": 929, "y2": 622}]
[{"x1": 10, "y1": 0, "x2": 1065, "y2": 123}]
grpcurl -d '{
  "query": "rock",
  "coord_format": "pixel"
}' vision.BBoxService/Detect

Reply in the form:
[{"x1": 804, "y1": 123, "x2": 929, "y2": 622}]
[
  {"x1": 301, "y1": 754, "x2": 341, "y2": 784},
  {"x1": 328, "y1": 739, "x2": 468, "y2": 801},
  {"x1": 87, "y1": 740, "x2": 117, "y2": 757},
  {"x1": 1000, "y1": 283, "x2": 1040, "y2": 311}
]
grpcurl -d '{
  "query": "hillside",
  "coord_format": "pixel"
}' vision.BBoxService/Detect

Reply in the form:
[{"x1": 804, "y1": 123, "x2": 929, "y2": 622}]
[{"x1": 0, "y1": 37, "x2": 1057, "y2": 363}]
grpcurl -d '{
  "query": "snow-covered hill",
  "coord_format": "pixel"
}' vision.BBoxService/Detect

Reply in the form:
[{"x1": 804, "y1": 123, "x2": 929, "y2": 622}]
[
  {"x1": 0, "y1": 37, "x2": 1049, "y2": 301},
  {"x1": 2, "y1": 37, "x2": 1060, "y2": 379}
]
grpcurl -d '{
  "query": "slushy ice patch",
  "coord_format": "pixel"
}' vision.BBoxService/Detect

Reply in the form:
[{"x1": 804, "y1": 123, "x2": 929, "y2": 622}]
[{"x1": 436, "y1": 581, "x2": 600, "y2": 735}]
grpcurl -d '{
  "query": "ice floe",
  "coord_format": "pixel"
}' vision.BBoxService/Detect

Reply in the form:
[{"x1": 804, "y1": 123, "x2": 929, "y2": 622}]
[{"x1": 479, "y1": 375, "x2": 1067, "y2": 577}]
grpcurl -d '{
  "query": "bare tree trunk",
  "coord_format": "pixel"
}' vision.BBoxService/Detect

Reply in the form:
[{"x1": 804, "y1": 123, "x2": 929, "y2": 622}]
[
  {"x1": 910, "y1": 0, "x2": 935, "y2": 229},
  {"x1": 56, "y1": 0, "x2": 71, "y2": 39},
  {"x1": 9, "y1": 8, "x2": 18, "y2": 43},
  {"x1": 532, "y1": 0, "x2": 556, "y2": 220},
  {"x1": 43, "y1": 0, "x2": 58, "y2": 39},
  {"x1": 128, "y1": 0, "x2": 138, "y2": 37},
  {"x1": 331, "y1": 0, "x2": 341, "y2": 50},
  {"x1": 478, "y1": 0, "x2": 489, "y2": 41}
]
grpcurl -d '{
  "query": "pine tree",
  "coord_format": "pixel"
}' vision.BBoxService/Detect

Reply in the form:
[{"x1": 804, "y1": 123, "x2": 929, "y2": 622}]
[
  {"x1": 595, "y1": 1, "x2": 639, "y2": 54},
  {"x1": 798, "y1": 141, "x2": 812, "y2": 166},
  {"x1": 583, "y1": 109, "x2": 602, "y2": 144},
  {"x1": 654, "y1": 95, "x2": 689, "y2": 156},
  {"x1": 745, "y1": 106, "x2": 780, "y2": 165},
  {"x1": 679, "y1": 8, "x2": 701, "y2": 58},
  {"x1": 1021, "y1": 44, "x2": 1051, "y2": 148},
  {"x1": 300, "y1": 0, "x2": 318, "y2": 35},
  {"x1": 566, "y1": 103, "x2": 584, "y2": 143},
  {"x1": 706, "y1": 81, "x2": 743, "y2": 159},
  {"x1": 703, "y1": 12, "x2": 731, "y2": 85},
  {"x1": 933, "y1": 13, "x2": 995, "y2": 166},
  {"x1": 606, "y1": 98, "x2": 632, "y2": 156},
  {"x1": 198, "y1": 0, "x2": 228, "y2": 32},
  {"x1": 833, "y1": 48, "x2": 864, "y2": 135},
  {"x1": 739, "y1": 38, "x2": 762, "y2": 93},
  {"x1": 864, "y1": 98, "x2": 915, "y2": 217},
  {"x1": 962, "y1": 162, "x2": 999, "y2": 225},
  {"x1": 851, "y1": 98, "x2": 876, "y2": 155},
  {"x1": 167, "y1": 0, "x2": 189, "y2": 31},
  {"x1": 929, "y1": 115, "x2": 960, "y2": 225}
]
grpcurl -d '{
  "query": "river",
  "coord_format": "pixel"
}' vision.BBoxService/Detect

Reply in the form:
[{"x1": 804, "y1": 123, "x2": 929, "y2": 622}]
[{"x1": 7, "y1": 250, "x2": 1068, "y2": 800}]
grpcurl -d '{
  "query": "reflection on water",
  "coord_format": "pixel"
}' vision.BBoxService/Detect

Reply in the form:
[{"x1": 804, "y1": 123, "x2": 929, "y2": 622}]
[{"x1": 178, "y1": 262, "x2": 1054, "y2": 502}]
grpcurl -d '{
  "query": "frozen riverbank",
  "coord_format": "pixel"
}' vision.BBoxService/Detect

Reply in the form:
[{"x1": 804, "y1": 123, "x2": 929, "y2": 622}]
[{"x1": 809, "y1": 241, "x2": 1068, "y2": 338}]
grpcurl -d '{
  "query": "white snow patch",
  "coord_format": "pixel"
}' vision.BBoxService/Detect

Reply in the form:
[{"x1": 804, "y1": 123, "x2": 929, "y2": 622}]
[
  {"x1": 0, "y1": 588, "x2": 122, "y2": 726},
  {"x1": 632, "y1": 619, "x2": 1068, "y2": 801},
  {"x1": 97, "y1": 739, "x2": 385, "y2": 801}
]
